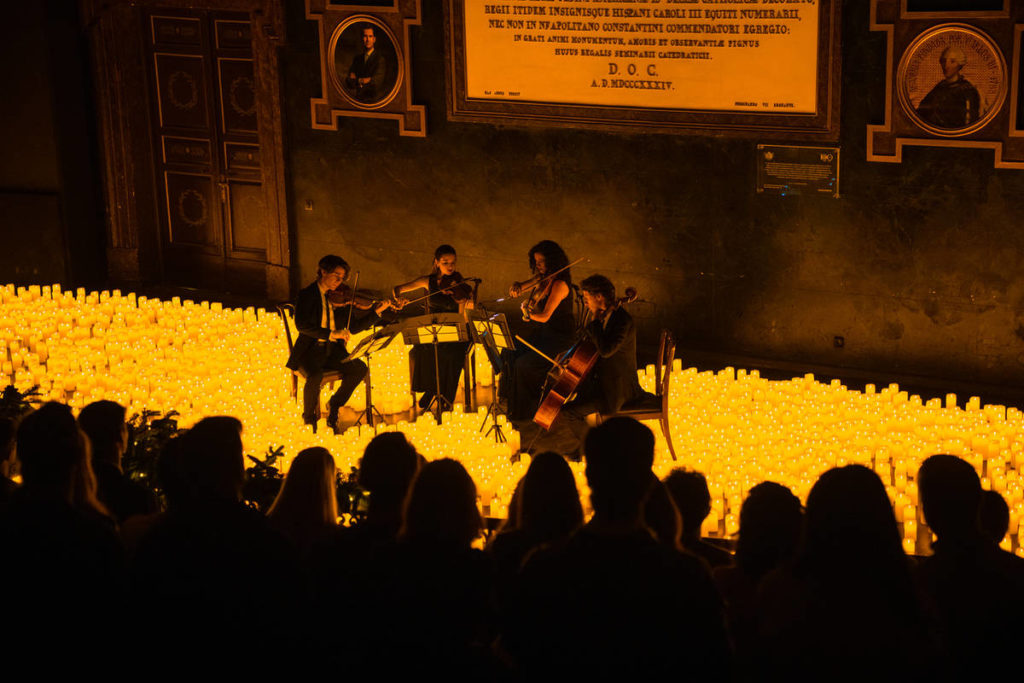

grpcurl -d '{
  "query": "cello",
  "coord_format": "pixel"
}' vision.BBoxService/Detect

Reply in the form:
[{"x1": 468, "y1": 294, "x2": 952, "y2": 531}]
[{"x1": 532, "y1": 286, "x2": 638, "y2": 430}]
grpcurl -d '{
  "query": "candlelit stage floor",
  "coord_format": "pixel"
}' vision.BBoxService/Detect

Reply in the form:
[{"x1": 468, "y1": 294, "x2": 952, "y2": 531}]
[{"x1": 1, "y1": 284, "x2": 1022, "y2": 553}]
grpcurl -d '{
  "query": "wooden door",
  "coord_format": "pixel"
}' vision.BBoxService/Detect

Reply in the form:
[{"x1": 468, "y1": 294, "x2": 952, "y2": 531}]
[{"x1": 145, "y1": 9, "x2": 267, "y2": 294}]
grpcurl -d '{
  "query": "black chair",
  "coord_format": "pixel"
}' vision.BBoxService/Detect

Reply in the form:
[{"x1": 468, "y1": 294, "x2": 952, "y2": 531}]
[{"x1": 276, "y1": 303, "x2": 344, "y2": 419}]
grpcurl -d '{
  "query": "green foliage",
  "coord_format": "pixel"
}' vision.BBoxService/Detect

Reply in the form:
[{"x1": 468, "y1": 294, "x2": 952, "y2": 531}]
[
  {"x1": 336, "y1": 466, "x2": 368, "y2": 520},
  {"x1": 124, "y1": 409, "x2": 183, "y2": 503},
  {"x1": 243, "y1": 445, "x2": 284, "y2": 512},
  {"x1": 0, "y1": 384, "x2": 43, "y2": 421}
]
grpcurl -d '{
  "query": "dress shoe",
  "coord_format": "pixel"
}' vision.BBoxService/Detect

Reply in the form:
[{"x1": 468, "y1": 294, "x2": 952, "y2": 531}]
[{"x1": 325, "y1": 411, "x2": 342, "y2": 435}]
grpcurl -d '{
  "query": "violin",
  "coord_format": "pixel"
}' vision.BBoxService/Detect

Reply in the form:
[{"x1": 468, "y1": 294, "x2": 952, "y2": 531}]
[
  {"x1": 533, "y1": 286, "x2": 638, "y2": 431},
  {"x1": 326, "y1": 284, "x2": 389, "y2": 310},
  {"x1": 508, "y1": 256, "x2": 585, "y2": 320},
  {"x1": 522, "y1": 277, "x2": 554, "y2": 322},
  {"x1": 438, "y1": 272, "x2": 474, "y2": 304}
]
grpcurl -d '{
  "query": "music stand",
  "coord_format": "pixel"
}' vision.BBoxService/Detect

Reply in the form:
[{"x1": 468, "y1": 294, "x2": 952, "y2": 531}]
[
  {"x1": 467, "y1": 310, "x2": 515, "y2": 442},
  {"x1": 399, "y1": 313, "x2": 471, "y2": 422},
  {"x1": 344, "y1": 322, "x2": 402, "y2": 427}
]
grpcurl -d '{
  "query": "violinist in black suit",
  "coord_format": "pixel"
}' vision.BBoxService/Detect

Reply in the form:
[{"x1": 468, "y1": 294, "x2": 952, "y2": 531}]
[
  {"x1": 287, "y1": 255, "x2": 391, "y2": 433},
  {"x1": 557, "y1": 274, "x2": 644, "y2": 456}
]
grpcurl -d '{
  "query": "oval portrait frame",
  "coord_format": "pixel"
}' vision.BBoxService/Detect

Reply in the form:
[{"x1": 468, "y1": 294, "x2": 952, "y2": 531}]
[
  {"x1": 897, "y1": 23, "x2": 1007, "y2": 138},
  {"x1": 327, "y1": 15, "x2": 403, "y2": 111}
]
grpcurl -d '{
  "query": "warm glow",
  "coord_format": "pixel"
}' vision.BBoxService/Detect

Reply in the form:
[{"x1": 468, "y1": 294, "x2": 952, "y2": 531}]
[{"x1": 2, "y1": 283, "x2": 1023, "y2": 553}]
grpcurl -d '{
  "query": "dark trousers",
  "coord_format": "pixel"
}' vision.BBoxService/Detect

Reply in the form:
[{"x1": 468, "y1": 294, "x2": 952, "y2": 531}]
[
  {"x1": 300, "y1": 342, "x2": 367, "y2": 423},
  {"x1": 552, "y1": 377, "x2": 604, "y2": 457},
  {"x1": 412, "y1": 341, "x2": 470, "y2": 408},
  {"x1": 502, "y1": 347, "x2": 558, "y2": 421}
]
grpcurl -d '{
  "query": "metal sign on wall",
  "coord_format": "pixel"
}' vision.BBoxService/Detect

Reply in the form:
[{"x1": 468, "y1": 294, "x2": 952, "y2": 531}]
[{"x1": 757, "y1": 145, "x2": 840, "y2": 197}]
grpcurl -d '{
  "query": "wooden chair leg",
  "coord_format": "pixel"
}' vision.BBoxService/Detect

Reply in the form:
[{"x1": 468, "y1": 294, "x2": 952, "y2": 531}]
[{"x1": 661, "y1": 415, "x2": 677, "y2": 461}]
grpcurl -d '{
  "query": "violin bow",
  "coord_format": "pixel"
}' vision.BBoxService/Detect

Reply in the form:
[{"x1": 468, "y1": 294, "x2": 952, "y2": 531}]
[
  {"x1": 399, "y1": 276, "x2": 479, "y2": 308},
  {"x1": 494, "y1": 256, "x2": 586, "y2": 304},
  {"x1": 344, "y1": 270, "x2": 360, "y2": 332}
]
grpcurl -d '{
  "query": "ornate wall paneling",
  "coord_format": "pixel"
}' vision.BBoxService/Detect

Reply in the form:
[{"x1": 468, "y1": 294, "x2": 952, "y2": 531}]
[
  {"x1": 868, "y1": 0, "x2": 1024, "y2": 168},
  {"x1": 307, "y1": 0, "x2": 427, "y2": 137},
  {"x1": 82, "y1": 0, "x2": 291, "y2": 299}
]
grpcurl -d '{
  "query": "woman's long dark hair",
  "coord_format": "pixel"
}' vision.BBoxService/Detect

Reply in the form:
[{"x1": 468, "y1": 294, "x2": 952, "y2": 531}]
[{"x1": 528, "y1": 240, "x2": 571, "y2": 285}]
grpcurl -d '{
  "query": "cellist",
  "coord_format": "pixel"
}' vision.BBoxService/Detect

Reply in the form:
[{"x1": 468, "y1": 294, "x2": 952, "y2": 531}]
[{"x1": 556, "y1": 274, "x2": 644, "y2": 457}]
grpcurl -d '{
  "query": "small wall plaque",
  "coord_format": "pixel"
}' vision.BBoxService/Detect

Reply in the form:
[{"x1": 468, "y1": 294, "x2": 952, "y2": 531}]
[{"x1": 757, "y1": 145, "x2": 840, "y2": 198}]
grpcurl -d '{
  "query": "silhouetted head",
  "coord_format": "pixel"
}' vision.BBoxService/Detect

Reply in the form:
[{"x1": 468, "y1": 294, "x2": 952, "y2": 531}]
[
  {"x1": 918, "y1": 454, "x2": 982, "y2": 541},
  {"x1": 736, "y1": 481, "x2": 803, "y2": 583},
  {"x1": 77, "y1": 400, "x2": 128, "y2": 466},
  {"x1": 664, "y1": 468, "x2": 711, "y2": 538},
  {"x1": 401, "y1": 458, "x2": 481, "y2": 547},
  {"x1": 18, "y1": 402, "x2": 88, "y2": 490},
  {"x1": 177, "y1": 416, "x2": 245, "y2": 504},
  {"x1": 644, "y1": 474, "x2": 681, "y2": 547},
  {"x1": 518, "y1": 451, "x2": 583, "y2": 542},
  {"x1": 17, "y1": 402, "x2": 105, "y2": 514},
  {"x1": 802, "y1": 465, "x2": 904, "y2": 578},
  {"x1": 979, "y1": 490, "x2": 1010, "y2": 545},
  {"x1": 268, "y1": 447, "x2": 338, "y2": 533},
  {"x1": 584, "y1": 417, "x2": 654, "y2": 522},
  {"x1": 360, "y1": 431, "x2": 420, "y2": 507}
]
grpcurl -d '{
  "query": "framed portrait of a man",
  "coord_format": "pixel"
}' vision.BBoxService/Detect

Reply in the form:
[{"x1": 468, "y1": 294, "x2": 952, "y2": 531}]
[
  {"x1": 328, "y1": 15, "x2": 402, "y2": 110},
  {"x1": 897, "y1": 23, "x2": 1007, "y2": 137}
]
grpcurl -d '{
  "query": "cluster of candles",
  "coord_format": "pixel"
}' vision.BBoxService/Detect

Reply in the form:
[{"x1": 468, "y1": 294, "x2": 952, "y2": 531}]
[{"x1": 1, "y1": 283, "x2": 1021, "y2": 555}]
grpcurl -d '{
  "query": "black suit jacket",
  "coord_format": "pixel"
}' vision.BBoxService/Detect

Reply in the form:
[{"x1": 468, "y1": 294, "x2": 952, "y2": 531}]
[
  {"x1": 583, "y1": 306, "x2": 643, "y2": 413},
  {"x1": 345, "y1": 49, "x2": 386, "y2": 102},
  {"x1": 286, "y1": 282, "x2": 378, "y2": 372}
]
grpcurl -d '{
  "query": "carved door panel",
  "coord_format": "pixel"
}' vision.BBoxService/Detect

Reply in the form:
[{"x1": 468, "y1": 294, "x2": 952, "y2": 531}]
[{"x1": 146, "y1": 10, "x2": 266, "y2": 294}]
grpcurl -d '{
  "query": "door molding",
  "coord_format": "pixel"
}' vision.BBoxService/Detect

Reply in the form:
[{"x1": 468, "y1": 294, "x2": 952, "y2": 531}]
[{"x1": 81, "y1": 0, "x2": 291, "y2": 299}]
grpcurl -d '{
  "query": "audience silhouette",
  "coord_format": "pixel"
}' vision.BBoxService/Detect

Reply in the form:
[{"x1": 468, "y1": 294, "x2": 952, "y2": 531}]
[
  {"x1": 363, "y1": 458, "x2": 496, "y2": 674},
  {"x1": 267, "y1": 446, "x2": 338, "y2": 554},
  {"x1": 508, "y1": 417, "x2": 730, "y2": 677},
  {"x1": 979, "y1": 489, "x2": 1010, "y2": 545},
  {"x1": 78, "y1": 399, "x2": 157, "y2": 522},
  {"x1": 0, "y1": 402, "x2": 125, "y2": 663},
  {"x1": 488, "y1": 450, "x2": 584, "y2": 625},
  {"x1": 714, "y1": 481, "x2": 802, "y2": 676},
  {"x1": 665, "y1": 467, "x2": 734, "y2": 567},
  {"x1": 758, "y1": 464, "x2": 936, "y2": 681},
  {"x1": 130, "y1": 416, "x2": 300, "y2": 670},
  {"x1": 2, "y1": 396, "x2": 1021, "y2": 678},
  {"x1": 916, "y1": 454, "x2": 1024, "y2": 680}
]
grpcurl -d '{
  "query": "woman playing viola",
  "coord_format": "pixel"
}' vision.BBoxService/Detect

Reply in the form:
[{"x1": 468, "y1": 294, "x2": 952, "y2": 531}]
[
  {"x1": 502, "y1": 240, "x2": 575, "y2": 421},
  {"x1": 393, "y1": 244, "x2": 474, "y2": 411}
]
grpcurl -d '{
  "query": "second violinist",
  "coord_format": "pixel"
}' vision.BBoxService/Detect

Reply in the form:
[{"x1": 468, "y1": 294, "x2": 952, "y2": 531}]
[
  {"x1": 502, "y1": 240, "x2": 576, "y2": 421},
  {"x1": 393, "y1": 244, "x2": 475, "y2": 411}
]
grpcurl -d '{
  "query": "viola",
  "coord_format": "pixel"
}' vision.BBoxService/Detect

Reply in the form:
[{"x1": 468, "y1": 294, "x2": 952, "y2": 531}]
[{"x1": 532, "y1": 286, "x2": 639, "y2": 430}]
